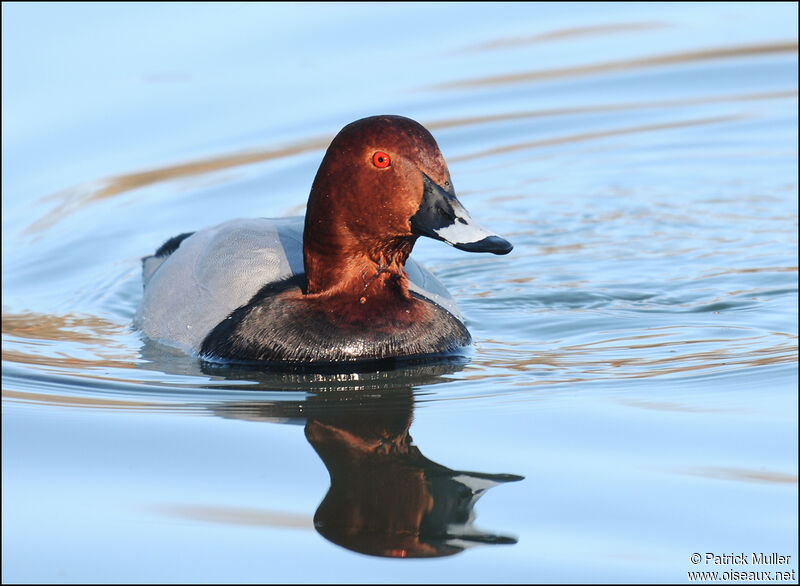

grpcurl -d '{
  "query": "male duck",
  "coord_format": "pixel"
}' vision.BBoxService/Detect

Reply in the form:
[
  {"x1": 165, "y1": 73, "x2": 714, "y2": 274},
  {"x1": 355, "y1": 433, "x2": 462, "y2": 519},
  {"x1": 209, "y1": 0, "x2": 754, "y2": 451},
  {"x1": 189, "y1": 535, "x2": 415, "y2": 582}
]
[{"x1": 135, "y1": 115, "x2": 512, "y2": 365}]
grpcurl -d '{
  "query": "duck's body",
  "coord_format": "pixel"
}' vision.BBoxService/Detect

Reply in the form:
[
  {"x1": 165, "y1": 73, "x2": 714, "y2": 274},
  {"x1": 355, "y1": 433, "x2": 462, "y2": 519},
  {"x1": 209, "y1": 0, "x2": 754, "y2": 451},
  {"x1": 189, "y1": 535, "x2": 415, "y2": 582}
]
[
  {"x1": 135, "y1": 216, "x2": 468, "y2": 363},
  {"x1": 136, "y1": 116, "x2": 511, "y2": 366}
]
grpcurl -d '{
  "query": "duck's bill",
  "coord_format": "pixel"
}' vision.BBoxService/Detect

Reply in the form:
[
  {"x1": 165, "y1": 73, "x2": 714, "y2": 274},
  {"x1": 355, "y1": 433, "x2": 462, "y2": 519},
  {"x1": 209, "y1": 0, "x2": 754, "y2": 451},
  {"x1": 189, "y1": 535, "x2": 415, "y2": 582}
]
[{"x1": 410, "y1": 174, "x2": 513, "y2": 255}]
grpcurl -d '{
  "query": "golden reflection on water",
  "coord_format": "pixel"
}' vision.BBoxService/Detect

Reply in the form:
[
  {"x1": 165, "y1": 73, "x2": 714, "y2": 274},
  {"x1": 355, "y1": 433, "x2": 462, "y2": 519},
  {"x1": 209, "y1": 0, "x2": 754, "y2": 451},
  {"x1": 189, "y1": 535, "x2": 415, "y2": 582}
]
[
  {"x1": 431, "y1": 41, "x2": 798, "y2": 90},
  {"x1": 154, "y1": 505, "x2": 312, "y2": 530},
  {"x1": 469, "y1": 328, "x2": 798, "y2": 385},
  {"x1": 23, "y1": 136, "x2": 331, "y2": 236},
  {"x1": 2, "y1": 310, "x2": 126, "y2": 345},
  {"x1": 459, "y1": 22, "x2": 670, "y2": 52},
  {"x1": 2, "y1": 389, "x2": 173, "y2": 412},
  {"x1": 1, "y1": 348, "x2": 135, "y2": 374},
  {"x1": 2, "y1": 310, "x2": 138, "y2": 373},
  {"x1": 677, "y1": 467, "x2": 798, "y2": 485},
  {"x1": 700, "y1": 265, "x2": 799, "y2": 279},
  {"x1": 425, "y1": 90, "x2": 797, "y2": 131},
  {"x1": 451, "y1": 114, "x2": 747, "y2": 163},
  {"x1": 615, "y1": 398, "x2": 744, "y2": 414}
]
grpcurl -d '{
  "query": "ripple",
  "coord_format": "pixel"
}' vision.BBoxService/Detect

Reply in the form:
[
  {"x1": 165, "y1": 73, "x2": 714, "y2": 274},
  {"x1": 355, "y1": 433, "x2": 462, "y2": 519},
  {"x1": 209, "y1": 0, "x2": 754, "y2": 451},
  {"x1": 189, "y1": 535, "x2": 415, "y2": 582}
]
[
  {"x1": 458, "y1": 21, "x2": 671, "y2": 53},
  {"x1": 675, "y1": 466, "x2": 798, "y2": 485},
  {"x1": 153, "y1": 504, "x2": 312, "y2": 529},
  {"x1": 467, "y1": 327, "x2": 797, "y2": 385},
  {"x1": 451, "y1": 114, "x2": 748, "y2": 163},
  {"x1": 430, "y1": 41, "x2": 798, "y2": 90},
  {"x1": 23, "y1": 136, "x2": 330, "y2": 236},
  {"x1": 426, "y1": 90, "x2": 797, "y2": 132}
]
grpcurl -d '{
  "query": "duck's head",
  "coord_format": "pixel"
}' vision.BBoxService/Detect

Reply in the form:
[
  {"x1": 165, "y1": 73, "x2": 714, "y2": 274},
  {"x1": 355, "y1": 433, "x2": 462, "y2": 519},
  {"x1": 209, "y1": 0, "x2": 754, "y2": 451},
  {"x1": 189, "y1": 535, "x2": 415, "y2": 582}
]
[{"x1": 304, "y1": 115, "x2": 512, "y2": 294}]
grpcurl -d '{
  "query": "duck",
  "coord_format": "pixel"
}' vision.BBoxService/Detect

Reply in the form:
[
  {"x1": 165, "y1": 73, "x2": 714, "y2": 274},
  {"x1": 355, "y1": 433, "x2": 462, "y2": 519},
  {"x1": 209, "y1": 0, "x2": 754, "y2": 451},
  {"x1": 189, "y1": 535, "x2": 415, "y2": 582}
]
[{"x1": 135, "y1": 115, "x2": 512, "y2": 366}]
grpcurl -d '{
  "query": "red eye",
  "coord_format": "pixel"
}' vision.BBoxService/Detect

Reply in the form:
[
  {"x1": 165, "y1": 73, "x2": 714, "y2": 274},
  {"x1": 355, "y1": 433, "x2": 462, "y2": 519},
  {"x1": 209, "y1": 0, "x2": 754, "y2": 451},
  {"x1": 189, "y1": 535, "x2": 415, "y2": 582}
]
[{"x1": 372, "y1": 151, "x2": 391, "y2": 168}]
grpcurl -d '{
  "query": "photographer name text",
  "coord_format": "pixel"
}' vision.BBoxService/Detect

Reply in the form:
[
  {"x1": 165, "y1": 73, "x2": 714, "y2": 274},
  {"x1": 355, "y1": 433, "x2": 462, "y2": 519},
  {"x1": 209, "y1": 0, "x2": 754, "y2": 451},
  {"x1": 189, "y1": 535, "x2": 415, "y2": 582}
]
[{"x1": 691, "y1": 553, "x2": 791, "y2": 566}]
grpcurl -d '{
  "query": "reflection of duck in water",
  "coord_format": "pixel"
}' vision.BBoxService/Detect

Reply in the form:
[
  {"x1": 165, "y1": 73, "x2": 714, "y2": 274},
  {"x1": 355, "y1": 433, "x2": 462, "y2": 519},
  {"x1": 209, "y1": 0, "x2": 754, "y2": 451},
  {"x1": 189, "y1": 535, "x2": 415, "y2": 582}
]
[
  {"x1": 306, "y1": 391, "x2": 522, "y2": 558},
  {"x1": 205, "y1": 363, "x2": 522, "y2": 559}
]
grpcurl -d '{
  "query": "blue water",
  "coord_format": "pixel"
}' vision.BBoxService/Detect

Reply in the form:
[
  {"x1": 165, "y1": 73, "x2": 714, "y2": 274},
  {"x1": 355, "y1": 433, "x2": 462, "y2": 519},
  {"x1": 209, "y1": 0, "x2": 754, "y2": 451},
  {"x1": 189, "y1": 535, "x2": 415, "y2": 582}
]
[{"x1": 2, "y1": 2, "x2": 798, "y2": 583}]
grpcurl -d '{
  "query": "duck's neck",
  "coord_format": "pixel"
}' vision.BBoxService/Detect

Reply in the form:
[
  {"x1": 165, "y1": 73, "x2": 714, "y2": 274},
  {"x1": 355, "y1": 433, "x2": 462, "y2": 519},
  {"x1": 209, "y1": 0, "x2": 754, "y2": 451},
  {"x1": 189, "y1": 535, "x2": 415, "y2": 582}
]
[{"x1": 303, "y1": 235, "x2": 417, "y2": 299}]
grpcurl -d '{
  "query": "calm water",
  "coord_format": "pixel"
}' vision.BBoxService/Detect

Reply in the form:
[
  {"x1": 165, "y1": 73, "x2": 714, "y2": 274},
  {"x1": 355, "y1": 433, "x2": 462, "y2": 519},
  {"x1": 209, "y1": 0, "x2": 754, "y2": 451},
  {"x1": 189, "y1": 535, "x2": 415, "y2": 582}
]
[{"x1": 2, "y1": 2, "x2": 798, "y2": 583}]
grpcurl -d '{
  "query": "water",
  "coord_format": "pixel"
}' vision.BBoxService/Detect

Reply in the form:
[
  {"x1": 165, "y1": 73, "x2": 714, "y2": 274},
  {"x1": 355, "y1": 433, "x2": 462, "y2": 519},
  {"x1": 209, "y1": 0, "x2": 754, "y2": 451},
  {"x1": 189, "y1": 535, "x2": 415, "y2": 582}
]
[{"x1": 2, "y1": 2, "x2": 797, "y2": 583}]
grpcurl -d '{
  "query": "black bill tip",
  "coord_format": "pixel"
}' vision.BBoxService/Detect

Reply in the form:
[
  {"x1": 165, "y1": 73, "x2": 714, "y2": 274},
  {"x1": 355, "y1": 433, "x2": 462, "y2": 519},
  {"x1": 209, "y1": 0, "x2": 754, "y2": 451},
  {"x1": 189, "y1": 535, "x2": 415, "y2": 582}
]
[{"x1": 453, "y1": 235, "x2": 513, "y2": 255}]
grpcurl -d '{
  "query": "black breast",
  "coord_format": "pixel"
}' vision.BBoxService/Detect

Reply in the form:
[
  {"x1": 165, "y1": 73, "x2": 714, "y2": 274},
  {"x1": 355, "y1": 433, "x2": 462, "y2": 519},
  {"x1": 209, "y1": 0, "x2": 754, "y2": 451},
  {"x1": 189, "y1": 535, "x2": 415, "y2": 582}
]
[{"x1": 199, "y1": 276, "x2": 471, "y2": 366}]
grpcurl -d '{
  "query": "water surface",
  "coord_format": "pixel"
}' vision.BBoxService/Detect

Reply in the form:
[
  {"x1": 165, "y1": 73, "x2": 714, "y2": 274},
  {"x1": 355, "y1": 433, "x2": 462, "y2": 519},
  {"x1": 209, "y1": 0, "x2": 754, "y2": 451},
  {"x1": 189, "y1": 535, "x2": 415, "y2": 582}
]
[{"x1": 2, "y1": 2, "x2": 798, "y2": 583}]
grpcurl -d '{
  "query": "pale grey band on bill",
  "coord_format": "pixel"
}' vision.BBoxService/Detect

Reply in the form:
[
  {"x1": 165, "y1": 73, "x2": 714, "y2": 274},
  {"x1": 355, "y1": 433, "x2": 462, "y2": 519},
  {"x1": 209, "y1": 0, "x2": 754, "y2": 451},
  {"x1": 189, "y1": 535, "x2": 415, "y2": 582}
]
[{"x1": 411, "y1": 173, "x2": 513, "y2": 255}]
